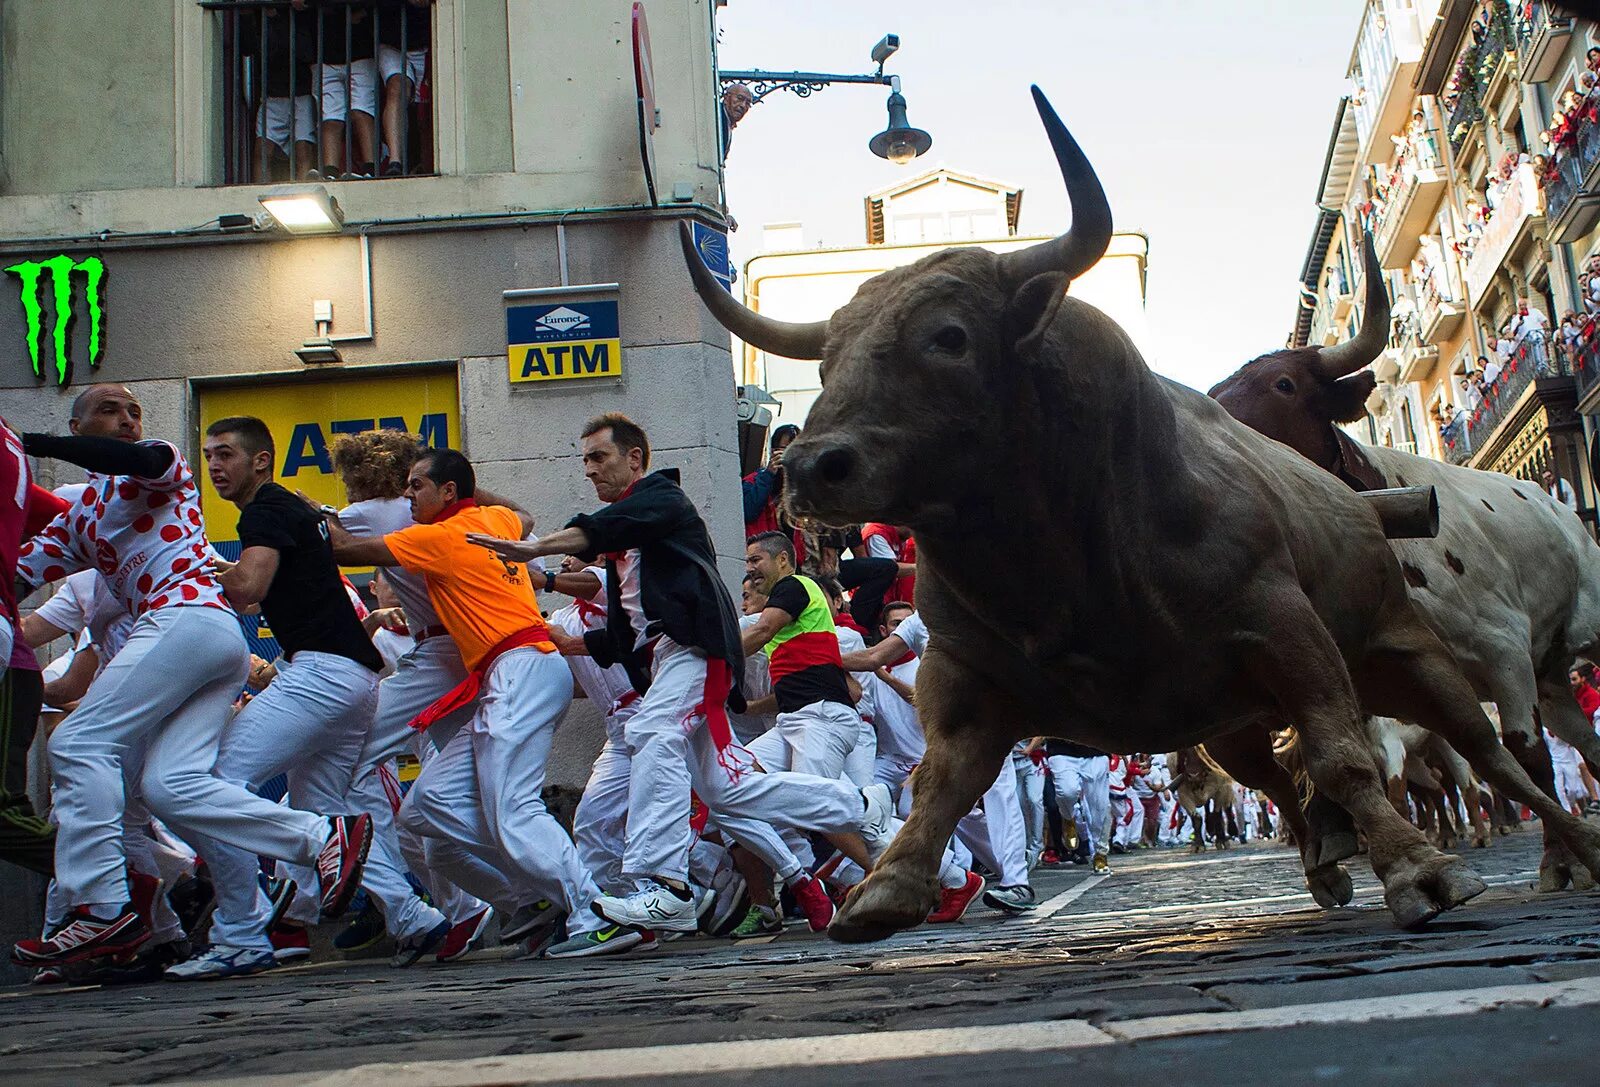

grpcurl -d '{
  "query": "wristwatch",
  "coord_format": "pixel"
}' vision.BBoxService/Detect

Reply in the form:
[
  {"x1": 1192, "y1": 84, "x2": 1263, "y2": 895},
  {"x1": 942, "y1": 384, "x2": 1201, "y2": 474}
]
[
  {"x1": 318, "y1": 504, "x2": 339, "y2": 518},
  {"x1": 543, "y1": 568, "x2": 558, "y2": 592}
]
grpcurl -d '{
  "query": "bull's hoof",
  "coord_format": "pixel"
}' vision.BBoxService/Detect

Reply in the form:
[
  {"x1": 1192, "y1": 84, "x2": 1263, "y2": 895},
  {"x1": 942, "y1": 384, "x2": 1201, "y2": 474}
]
[
  {"x1": 1188, "y1": 842, "x2": 1203, "y2": 855},
  {"x1": 1538, "y1": 863, "x2": 1574, "y2": 893},
  {"x1": 1564, "y1": 822, "x2": 1600, "y2": 887},
  {"x1": 1472, "y1": 835, "x2": 1489, "y2": 849},
  {"x1": 1573, "y1": 866, "x2": 1598, "y2": 893},
  {"x1": 1306, "y1": 863, "x2": 1353, "y2": 909},
  {"x1": 828, "y1": 864, "x2": 935, "y2": 944},
  {"x1": 1315, "y1": 832, "x2": 1359, "y2": 869},
  {"x1": 1383, "y1": 855, "x2": 1487, "y2": 931}
]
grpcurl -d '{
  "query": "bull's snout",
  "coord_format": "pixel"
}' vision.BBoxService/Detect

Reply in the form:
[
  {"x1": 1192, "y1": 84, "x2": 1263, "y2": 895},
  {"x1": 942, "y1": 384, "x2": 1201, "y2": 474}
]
[{"x1": 783, "y1": 439, "x2": 859, "y2": 510}]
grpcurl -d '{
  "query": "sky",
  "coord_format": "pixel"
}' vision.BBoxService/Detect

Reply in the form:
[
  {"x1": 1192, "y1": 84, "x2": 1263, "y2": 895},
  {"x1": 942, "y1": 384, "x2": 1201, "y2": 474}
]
[{"x1": 717, "y1": 0, "x2": 1368, "y2": 393}]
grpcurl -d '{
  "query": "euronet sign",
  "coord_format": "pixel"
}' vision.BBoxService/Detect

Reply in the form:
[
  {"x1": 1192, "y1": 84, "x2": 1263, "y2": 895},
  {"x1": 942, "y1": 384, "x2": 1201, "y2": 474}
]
[{"x1": 5, "y1": 254, "x2": 106, "y2": 386}]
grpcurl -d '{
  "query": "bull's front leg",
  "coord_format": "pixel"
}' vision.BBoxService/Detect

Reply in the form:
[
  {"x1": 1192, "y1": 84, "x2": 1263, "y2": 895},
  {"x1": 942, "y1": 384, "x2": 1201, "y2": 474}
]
[{"x1": 830, "y1": 646, "x2": 1022, "y2": 943}]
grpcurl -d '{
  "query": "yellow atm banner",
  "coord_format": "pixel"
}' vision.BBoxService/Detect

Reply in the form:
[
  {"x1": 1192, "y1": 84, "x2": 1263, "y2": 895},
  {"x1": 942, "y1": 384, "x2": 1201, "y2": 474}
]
[
  {"x1": 507, "y1": 298, "x2": 622, "y2": 384},
  {"x1": 196, "y1": 369, "x2": 460, "y2": 545}
]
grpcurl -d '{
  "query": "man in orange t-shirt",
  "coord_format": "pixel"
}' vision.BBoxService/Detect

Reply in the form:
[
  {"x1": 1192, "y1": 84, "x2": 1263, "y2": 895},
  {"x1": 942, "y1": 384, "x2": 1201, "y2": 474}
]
[{"x1": 326, "y1": 447, "x2": 614, "y2": 955}]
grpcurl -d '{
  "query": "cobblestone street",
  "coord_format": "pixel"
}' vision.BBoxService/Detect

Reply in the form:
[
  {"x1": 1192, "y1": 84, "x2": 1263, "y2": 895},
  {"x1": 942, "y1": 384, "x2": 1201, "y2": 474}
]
[{"x1": 4, "y1": 826, "x2": 1597, "y2": 1086}]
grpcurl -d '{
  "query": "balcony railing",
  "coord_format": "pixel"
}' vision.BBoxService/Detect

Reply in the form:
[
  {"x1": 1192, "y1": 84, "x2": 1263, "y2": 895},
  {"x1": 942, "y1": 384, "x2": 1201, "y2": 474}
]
[
  {"x1": 1512, "y1": 0, "x2": 1574, "y2": 84},
  {"x1": 1573, "y1": 327, "x2": 1600, "y2": 407},
  {"x1": 1448, "y1": 86, "x2": 1484, "y2": 155},
  {"x1": 1544, "y1": 105, "x2": 1600, "y2": 241},
  {"x1": 1453, "y1": 332, "x2": 1568, "y2": 460},
  {"x1": 202, "y1": 0, "x2": 437, "y2": 185}
]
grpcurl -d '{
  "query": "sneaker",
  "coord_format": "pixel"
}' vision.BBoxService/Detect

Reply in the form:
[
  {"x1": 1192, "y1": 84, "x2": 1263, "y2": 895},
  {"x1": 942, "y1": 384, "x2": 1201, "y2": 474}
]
[
  {"x1": 92, "y1": 937, "x2": 194, "y2": 986},
  {"x1": 312, "y1": 164, "x2": 343, "y2": 181},
  {"x1": 128, "y1": 871, "x2": 165, "y2": 928},
  {"x1": 501, "y1": 899, "x2": 554, "y2": 944},
  {"x1": 514, "y1": 914, "x2": 570, "y2": 960},
  {"x1": 927, "y1": 872, "x2": 985, "y2": 924},
  {"x1": 382, "y1": 161, "x2": 405, "y2": 178},
  {"x1": 164, "y1": 944, "x2": 277, "y2": 981},
  {"x1": 1039, "y1": 848, "x2": 1062, "y2": 867},
  {"x1": 333, "y1": 901, "x2": 386, "y2": 952},
  {"x1": 544, "y1": 923, "x2": 647, "y2": 959},
  {"x1": 268, "y1": 922, "x2": 310, "y2": 962},
  {"x1": 1093, "y1": 853, "x2": 1111, "y2": 874},
  {"x1": 592, "y1": 882, "x2": 699, "y2": 933},
  {"x1": 262, "y1": 875, "x2": 298, "y2": 932},
  {"x1": 791, "y1": 876, "x2": 835, "y2": 933},
  {"x1": 703, "y1": 870, "x2": 749, "y2": 937},
  {"x1": 315, "y1": 814, "x2": 372, "y2": 920},
  {"x1": 12, "y1": 906, "x2": 151, "y2": 966},
  {"x1": 858, "y1": 783, "x2": 896, "y2": 860},
  {"x1": 31, "y1": 965, "x2": 66, "y2": 985},
  {"x1": 730, "y1": 904, "x2": 784, "y2": 939},
  {"x1": 982, "y1": 884, "x2": 1037, "y2": 914},
  {"x1": 435, "y1": 907, "x2": 493, "y2": 963},
  {"x1": 391, "y1": 918, "x2": 450, "y2": 968},
  {"x1": 169, "y1": 865, "x2": 215, "y2": 936},
  {"x1": 1063, "y1": 818, "x2": 1079, "y2": 851}
]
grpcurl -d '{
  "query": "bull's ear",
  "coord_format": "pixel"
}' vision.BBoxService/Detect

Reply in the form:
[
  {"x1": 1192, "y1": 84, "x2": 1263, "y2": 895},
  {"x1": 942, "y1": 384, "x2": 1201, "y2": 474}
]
[
  {"x1": 1326, "y1": 371, "x2": 1377, "y2": 423},
  {"x1": 1005, "y1": 271, "x2": 1071, "y2": 352}
]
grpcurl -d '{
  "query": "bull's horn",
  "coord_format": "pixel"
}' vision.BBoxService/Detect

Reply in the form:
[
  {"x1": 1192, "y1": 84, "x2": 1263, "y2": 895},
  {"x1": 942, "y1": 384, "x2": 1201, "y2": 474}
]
[
  {"x1": 677, "y1": 222, "x2": 828, "y2": 361},
  {"x1": 996, "y1": 86, "x2": 1113, "y2": 289},
  {"x1": 1316, "y1": 232, "x2": 1388, "y2": 378}
]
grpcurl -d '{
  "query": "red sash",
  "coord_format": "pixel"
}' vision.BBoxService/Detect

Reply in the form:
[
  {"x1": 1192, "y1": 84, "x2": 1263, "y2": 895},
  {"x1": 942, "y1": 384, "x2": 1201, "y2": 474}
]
[
  {"x1": 408, "y1": 626, "x2": 554, "y2": 732},
  {"x1": 691, "y1": 657, "x2": 746, "y2": 785}
]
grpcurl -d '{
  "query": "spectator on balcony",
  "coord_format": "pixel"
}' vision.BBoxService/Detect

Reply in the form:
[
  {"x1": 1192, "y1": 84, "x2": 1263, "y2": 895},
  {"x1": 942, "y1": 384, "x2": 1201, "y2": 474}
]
[
  {"x1": 720, "y1": 83, "x2": 754, "y2": 162},
  {"x1": 245, "y1": 5, "x2": 317, "y2": 182},
  {"x1": 306, "y1": 0, "x2": 380, "y2": 180},
  {"x1": 1465, "y1": 369, "x2": 1485, "y2": 410},
  {"x1": 1482, "y1": 348, "x2": 1504, "y2": 386},
  {"x1": 1587, "y1": 46, "x2": 1600, "y2": 73},
  {"x1": 1543, "y1": 468, "x2": 1578, "y2": 511},
  {"x1": 1514, "y1": 299, "x2": 1550, "y2": 345},
  {"x1": 376, "y1": 1, "x2": 432, "y2": 178}
]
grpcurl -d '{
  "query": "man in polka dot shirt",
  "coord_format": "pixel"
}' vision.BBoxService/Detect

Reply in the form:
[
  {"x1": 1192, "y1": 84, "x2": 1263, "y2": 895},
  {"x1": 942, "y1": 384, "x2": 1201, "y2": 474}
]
[{"x1": 9, "y1": 385, "x2": 372, "y2": 972}]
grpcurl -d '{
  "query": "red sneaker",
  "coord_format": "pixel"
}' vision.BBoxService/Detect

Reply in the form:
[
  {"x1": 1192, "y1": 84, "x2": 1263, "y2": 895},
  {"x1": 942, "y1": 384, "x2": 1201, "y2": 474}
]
[
  {"x1": 434, "y1": 907, "x2": 493, "y2": 963},
  {"x1": 1040, "y1": 849, "x2": 1062, "y2": 866},
  {"x1": 128, "y1": 871, "x2": 165, "y2": 928},
  {"x1": 315, "y1": 814, "x2": 373, "y2": 920},
  {"x1": 792, "y1": 876, "x2": 836, "y2": 933},
  {"x1": 926, "y1": 872, "x2": 985, "y2": 924},
  {"x1": 268, "y1": 922, "x2": 311, "y2": 962},
  {"x1": 11, "y1": 906, "x2": 151, "y2": 967}
]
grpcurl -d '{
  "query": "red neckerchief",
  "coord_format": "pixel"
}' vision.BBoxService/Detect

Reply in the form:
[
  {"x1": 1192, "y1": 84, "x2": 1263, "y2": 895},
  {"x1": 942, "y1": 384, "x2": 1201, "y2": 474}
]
[
  {"x1": 835, "y1": 613, "x2": 868, "y2": 636},
  {"x1": 420, "y1": 496, "x2": 478, "y2": 525},
  {"x1": 602, "y1": 477, "x2": 643, "y2": 564},
  {"x1": 573, "y1": 596, "x2": 607, "y2": 624},
  {"x1": 888, "y1": 648, "x2": 916, "y2": 667}
]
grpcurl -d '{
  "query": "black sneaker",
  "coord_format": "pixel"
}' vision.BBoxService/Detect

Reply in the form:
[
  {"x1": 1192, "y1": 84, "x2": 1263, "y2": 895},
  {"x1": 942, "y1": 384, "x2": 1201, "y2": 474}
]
[
  {"x1": 169, "y1": 865, "x2": 215, "y2": 936},
  {"x1": 383, "y1": 161, "x2": 404, "y2": 178},
  {"x1": 981, "y1": 884, "x2": 1038, "y2": 914},
  {"x1": 333, "y1": 902, "x2": 387, "y2": 952},
  {"x1": 390, "y1": 918, "x2": 450, "y2": 968}
]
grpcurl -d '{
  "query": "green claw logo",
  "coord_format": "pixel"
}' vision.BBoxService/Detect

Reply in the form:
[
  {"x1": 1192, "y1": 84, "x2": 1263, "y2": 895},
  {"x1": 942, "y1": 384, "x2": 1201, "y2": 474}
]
[{"x1": 5, "y1": 254, "x2": 106, "y2": 386}]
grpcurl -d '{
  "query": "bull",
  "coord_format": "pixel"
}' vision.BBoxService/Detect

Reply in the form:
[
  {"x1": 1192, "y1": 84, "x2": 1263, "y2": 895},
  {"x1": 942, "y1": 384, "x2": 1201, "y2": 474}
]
[
  {"x1": 678, "y1": 86, "x2": 1600, "y2": 935},
  {"x1": 1211, "y1": 244, "x2": 1600, "y2": 892}
]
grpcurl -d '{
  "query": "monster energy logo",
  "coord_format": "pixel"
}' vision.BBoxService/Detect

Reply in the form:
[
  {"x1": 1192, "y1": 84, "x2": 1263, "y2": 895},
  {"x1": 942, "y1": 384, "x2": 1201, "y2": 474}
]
[{"x1": 5, "y1": 255, "x2": 106, "y2": 386}]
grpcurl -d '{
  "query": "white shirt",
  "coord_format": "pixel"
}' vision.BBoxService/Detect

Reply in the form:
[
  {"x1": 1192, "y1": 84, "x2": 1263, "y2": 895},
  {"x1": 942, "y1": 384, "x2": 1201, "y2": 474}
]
[
  {"x1": 894, "y1": 610, "x2": 929, "y2": 657},
  {"x1": 865, "y1": 535, "x2": 897, "y2": 561},
  {"x1": 19, "y1": 441, "x2": 230, "y2": 620},
  {"x1": 34, "y1": 569, "x2": 135, "y2": 663},
  {"x1": 867, "y1": 655, "x2": 924, "y2": 762},
  {"x1": 338, "y1": 497, "x2": 441, "y2": 629},
  {"x1": 547, "y1": 567, "x2": 635, "y2": 711},
  {"x1": 1548, "y1": 478, "x2": 1578, "y2": 510},
  {"x1": 835, "y1": 622, "x2": 875, "y2": 724}
]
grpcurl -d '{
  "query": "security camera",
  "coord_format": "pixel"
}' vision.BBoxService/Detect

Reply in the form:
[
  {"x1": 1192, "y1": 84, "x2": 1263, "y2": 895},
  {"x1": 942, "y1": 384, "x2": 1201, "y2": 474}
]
[{"x1": 871, "y1": 34, "x2": 899, "y2": 66}]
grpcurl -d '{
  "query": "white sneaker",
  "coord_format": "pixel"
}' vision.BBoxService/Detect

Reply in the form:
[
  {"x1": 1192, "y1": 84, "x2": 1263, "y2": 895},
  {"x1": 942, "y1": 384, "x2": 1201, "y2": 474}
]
[
  {"x1": 591, "y1": 883, "x2": 699, "y2": 933},
  {"x1": 164, "y1": 944, "x2": 277, "y2": 981},
  {"x1": 859, "y1": 783, "x2": 896, "y2": 861}
]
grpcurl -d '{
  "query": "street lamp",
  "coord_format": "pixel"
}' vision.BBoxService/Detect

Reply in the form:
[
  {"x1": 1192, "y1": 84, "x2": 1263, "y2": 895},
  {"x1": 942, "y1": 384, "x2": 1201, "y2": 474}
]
[
  {"x1": 720, "y1": 32, "x2": 933, "y2": 164},
  {"x1": 256, "y1": 184, "x2": 345, "y2": 235}
]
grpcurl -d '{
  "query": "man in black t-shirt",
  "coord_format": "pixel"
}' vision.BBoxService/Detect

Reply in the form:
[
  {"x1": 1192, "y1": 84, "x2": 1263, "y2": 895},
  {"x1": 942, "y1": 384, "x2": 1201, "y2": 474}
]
[{"x1": 167, "y1": 416, "x2": 414, "y2": 980}]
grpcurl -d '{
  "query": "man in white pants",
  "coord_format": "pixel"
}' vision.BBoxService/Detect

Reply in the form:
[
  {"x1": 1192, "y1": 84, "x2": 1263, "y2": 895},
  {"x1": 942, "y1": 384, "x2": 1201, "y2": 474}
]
[
  {"x1": 1012, "y1": 741, "x2": 1046, "y2": 869},
  {"x1": 1045, "y1": 740, "x2": 1113, "y2": 872},
  {"x1": 150, "y1": 416, "x2": 389, "y2": 980},
  {"x1": 10, "y1": 387, "x2": 369, "y2": 970},
  {"x1": 328, "y1": 447, "x2": 615, "y2": 958},
  {"x1": 469, "y1": 414, "x2": 896, "y2": 940}
]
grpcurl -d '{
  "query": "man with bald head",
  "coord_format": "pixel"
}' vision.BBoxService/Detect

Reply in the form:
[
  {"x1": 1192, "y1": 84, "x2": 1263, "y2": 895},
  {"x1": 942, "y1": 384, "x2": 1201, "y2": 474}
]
[{"x1": 9, "y1": 384, "x2": 372, "y2": 972}]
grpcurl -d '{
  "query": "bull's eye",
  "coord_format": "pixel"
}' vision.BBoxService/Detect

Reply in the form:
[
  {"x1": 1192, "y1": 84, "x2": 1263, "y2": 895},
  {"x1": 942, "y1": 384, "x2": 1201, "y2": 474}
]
[
  {"x1": 934, "y1": 326, "x2": 967, "y2": 352},
  {"x1": 1274, "y1": 378, "x2": 1295, "y2": 394}
]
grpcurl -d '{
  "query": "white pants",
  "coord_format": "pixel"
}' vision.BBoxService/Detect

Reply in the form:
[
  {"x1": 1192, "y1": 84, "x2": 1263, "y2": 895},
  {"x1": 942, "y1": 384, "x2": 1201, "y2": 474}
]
[
  {"x1": 315, "y1": 59, "x2": 378, "y2": 122},
  {"x1": 378, "y1": 45, "x2": 427, "y2": 96},
  {"x1": 1553, "y1": 753, "x2": 1589, "y2": 810},
  {"x1": 49, "y1": 606, "x2": 323, "y2": 911},
  {"x1": 747, "y1": 700, "x2": 863, "y2": 780},
  {"x1": 621, "y1": 638, "x2": 870, "y2": 885},
  {"x1": 400, "y1": 648, "x2": 604, "y2": 935},
  {"x1": 256, "y1": 95, "x2": 315, "y2": 152},
  {"x1": 44, "y1": 795, "x2": 186, "y2": 944},
  {"x1": 572, "y1": 733, "x2": 633, "y2": 895},
  {"x1": 1013, "y1": 754, "x2": 1045, "y2": 860},
  {"x1": 195, "y1": 651, "x2": 377, "y2": 947},
  {"x1": 955, "y1": 763, "x2": 1030, "y2": 887},
  {"x1": 391, "y1": 739, "x2": 502, "y2": 924},
  {"x1": 1111, "y1": 790, "x2": 1143, "y2": 848},
  {"x1": 1047, "y1": 754, "x2": 1111, "y2": 858},
  {"x1": 347, "y1": 635, "x2": 472, "y2": 940},
  {"x1": 844, "y1": 717, "x2": 878, "y2": 787}
]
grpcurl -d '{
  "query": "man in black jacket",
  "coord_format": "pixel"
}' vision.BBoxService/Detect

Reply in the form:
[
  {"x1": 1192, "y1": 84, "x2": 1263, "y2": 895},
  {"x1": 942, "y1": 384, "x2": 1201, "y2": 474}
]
[{"x1": 470, "y1": 413, "x2": 897, "y2": 935}]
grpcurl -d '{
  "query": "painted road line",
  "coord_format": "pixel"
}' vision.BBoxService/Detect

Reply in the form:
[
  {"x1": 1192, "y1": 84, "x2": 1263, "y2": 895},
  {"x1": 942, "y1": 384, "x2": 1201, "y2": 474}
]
[
  {"x1": 188, "y1": 975, "x2": 1600, "y2": 1087},
  {"x1": 1024, "y1": 873, "x2": 1108, "y2": 923}
]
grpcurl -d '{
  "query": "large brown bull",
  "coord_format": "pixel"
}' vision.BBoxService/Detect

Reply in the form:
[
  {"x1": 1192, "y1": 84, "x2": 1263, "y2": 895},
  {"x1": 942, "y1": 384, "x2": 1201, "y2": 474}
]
[
  {"x1": 679, "y1": 87, "x2": 1600, "y2": 935},
  {"x1": 1211, "y1": 240, "x2": 1600, "y2": 892}
]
